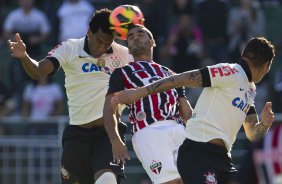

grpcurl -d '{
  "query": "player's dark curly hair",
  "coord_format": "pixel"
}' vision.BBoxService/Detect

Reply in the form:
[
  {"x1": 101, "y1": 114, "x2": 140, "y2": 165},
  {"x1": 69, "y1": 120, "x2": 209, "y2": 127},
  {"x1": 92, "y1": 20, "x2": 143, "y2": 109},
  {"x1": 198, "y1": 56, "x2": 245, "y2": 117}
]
[
  {"x1": 89, "y1": 8, "x2": 113, "y2": 35},
  {"x1": 242, "y1": 37, "x2": 275, "y2": 67}
]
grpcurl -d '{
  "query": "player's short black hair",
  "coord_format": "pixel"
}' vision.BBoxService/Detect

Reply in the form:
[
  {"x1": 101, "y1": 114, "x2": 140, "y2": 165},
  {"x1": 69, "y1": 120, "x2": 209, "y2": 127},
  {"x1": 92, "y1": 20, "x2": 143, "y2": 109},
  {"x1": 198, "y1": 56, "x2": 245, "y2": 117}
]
[
  {"x1": 127, "y1": 24, "x2": 154, "y2": 40},
  {"x1": 89, "y1": 8, "x2": 113, "y2": 35},
  {"x1": 242, "y1": 37, "x2": 275, "y2": 67}
]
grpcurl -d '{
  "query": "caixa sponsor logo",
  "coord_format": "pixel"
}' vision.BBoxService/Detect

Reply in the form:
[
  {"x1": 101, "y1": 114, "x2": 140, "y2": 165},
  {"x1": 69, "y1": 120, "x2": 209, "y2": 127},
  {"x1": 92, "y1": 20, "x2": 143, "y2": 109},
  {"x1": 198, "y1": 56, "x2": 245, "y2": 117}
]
[
  {"x1": 232, "y1": 97, "x2": 250, "y2": 113},
  {"x1": 82, "y1": 63, "x2": 111, "y2": 74}
]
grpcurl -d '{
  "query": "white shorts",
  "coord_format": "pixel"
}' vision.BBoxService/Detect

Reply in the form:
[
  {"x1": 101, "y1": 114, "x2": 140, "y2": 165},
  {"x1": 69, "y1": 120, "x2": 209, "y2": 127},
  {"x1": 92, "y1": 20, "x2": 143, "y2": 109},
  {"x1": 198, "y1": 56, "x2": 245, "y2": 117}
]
[{"x1": 132, "y1": 120, "x2": 187, "y2": 184}]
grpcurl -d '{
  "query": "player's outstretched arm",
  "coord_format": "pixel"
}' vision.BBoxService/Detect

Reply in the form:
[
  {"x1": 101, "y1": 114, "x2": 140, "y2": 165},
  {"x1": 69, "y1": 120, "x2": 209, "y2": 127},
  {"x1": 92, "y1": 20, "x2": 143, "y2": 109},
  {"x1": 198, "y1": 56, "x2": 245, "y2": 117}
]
[
  {"x1": 7, "y1": 33, "x2": 54, "y2": 79},
  {"x1": 243, "y1": 102, "x2": 274, "y2": 141},
  {"x1": 112, "y1": 69, "x2": 203, "y2": 105},
  {"x1": 179, "y1": 97, "x2": 193, "y2": 123},
  {"x1": 103, "y1": 94, "x2": 130, "y2": 164}
]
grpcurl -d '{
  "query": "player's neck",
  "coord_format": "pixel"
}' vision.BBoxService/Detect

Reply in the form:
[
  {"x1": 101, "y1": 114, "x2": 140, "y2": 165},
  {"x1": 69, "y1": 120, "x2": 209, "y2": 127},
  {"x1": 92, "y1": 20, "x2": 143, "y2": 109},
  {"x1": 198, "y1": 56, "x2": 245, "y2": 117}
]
[{"x1": 133, "y1": 54, "x2": 153, "y2": 63}]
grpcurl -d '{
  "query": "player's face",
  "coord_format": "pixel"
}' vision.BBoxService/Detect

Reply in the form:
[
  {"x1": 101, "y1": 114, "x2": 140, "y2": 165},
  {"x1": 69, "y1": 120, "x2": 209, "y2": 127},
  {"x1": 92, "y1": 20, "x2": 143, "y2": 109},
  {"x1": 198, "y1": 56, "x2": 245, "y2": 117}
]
[
  {"x1": 254, "y1": 60, "x2": 272, "y2": 83},
  {"x1": 127, "y1": 27, "x2": 151, "y2": 55},
  {"x1": 87, "y1": 28, "x2": 114, "y2": 58}
]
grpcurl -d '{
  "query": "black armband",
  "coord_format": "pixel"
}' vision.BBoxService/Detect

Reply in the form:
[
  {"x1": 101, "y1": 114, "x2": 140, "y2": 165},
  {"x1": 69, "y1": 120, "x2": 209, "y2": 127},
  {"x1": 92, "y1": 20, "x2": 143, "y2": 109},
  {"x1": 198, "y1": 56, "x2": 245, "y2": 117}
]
[
  {"x1": 46, "y1": 56, "x2": 60, "y2": 76},
  {"x1": 200, "y1": 67, "x2": 211, "y2": 87}
]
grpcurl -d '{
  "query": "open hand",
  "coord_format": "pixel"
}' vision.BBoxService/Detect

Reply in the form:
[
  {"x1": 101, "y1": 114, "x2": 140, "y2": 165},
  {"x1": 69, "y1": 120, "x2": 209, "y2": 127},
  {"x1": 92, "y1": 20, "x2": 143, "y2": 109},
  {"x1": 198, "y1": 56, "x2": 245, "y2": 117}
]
[
  {"x1": 7, "y1": 33, "x2": 27, "y2": 59},
  {"x1": 111, "y1": 139, "x2": 131, "y2": 164},
  {"x1": 261, "y1": 102, "x2": 275, "y2": 127}
]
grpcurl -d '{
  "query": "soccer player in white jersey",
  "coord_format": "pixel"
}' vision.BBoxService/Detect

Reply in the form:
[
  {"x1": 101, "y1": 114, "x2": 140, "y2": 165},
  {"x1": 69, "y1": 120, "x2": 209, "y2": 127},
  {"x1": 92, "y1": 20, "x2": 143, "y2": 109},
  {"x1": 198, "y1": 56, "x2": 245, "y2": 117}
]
[
  {"x1": 104, "y1": 25, "x2": 192, "y2": 184},
  {"x1": 112, "y1": 37, "x2": 275, "y2": 184},
  {"x1": 7, "y1": 8, "x2": 133, "y2": 184}
]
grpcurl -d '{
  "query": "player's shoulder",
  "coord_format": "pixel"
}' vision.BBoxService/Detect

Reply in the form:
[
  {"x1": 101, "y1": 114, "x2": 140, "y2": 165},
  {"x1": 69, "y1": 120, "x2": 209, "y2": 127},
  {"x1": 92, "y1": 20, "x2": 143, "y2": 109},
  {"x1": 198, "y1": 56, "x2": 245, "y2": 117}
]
[
  {"x1": 6, "y1": 8, "x2": 21, "y2": 17},
  {"x1": 31, "y1": 8, "x2": 46, "y2": 15},
  {"x1": 208, "y1": 62, "x2": 241, "y2": 73},
  {"x1": 60, "y1": 37, "x2": 84, "y2": 49}
]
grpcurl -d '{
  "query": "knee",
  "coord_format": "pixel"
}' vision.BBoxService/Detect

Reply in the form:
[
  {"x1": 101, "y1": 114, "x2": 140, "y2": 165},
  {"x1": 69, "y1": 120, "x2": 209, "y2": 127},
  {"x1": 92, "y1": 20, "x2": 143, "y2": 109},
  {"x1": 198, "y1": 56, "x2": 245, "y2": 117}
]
[{"x1": 95, "y1": 172, "x2": 117, "y2": 184}]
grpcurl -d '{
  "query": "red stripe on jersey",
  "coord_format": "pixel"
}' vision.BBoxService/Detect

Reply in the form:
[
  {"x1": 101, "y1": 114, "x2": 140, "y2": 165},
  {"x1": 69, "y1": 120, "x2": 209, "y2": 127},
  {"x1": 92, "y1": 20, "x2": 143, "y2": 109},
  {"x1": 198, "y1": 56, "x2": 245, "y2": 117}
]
[
  {"x1": 122, "y1": 70, "x2": 135, "y2": 89},
  {"x1": 166, "y1": 89, "x2": 176, "y2": 112},
  {"x1": 272, "y1": 126, "x2": 281, "y2": 174},
  {"x1": 151, "y1": 63, "x2": 176, "y2": 113},
  {"x1": 152, "y1": 63, "x2": 165, "y2": 77},
  {"x1": 135, "y1": 62, "x2": 148, "y2": 79},
  {"x1": 150, "y1": 63, "x2": 166, "y2": 119},
  {"x1": 150, "y1": 94, "x2": 163, "y2": 120}
]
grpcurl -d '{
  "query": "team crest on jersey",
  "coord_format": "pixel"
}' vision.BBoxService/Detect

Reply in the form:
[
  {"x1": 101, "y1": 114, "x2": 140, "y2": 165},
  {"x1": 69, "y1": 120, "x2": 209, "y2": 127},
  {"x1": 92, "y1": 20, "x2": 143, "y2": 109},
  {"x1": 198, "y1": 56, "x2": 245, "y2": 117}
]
[
  {"x1": 110, "y1": 56, "x2": 121, "y2": 68},
  {"x1": 61, "y1": 165, "x2": 70, "y2": 180},
  {"x1": 136, "y1": 111, "x2": 146, "y2": 121},
  {"x1": 204, "y1": 172, "x2": 217, "y2": 184},
  {"x1": 150, "y1": 160, "x2": 162, "y2": 175},
  {"x1": 97, "y1": 59, "x2": 105, "y2": 67},
  {"x1": 247, "y1": 88, "x2": 256, "y2": 100}
]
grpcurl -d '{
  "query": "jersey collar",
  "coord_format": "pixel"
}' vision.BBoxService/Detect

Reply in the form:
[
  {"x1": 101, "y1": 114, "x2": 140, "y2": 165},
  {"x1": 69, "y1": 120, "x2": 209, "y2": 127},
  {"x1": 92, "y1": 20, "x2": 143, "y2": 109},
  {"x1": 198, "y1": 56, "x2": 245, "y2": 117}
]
[
  {"x1": 238, "y1": 59, "x2": 252, "y2": 82},
  {"x1": 82, "y1": 36, "x2": 113, "y2": 57}
]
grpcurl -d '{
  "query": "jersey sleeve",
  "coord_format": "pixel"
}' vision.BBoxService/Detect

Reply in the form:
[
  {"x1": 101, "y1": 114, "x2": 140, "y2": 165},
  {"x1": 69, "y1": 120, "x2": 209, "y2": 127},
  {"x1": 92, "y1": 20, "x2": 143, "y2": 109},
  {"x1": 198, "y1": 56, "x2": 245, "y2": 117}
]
[
  {"x1": 107, "y1": 68, "x2": 124, "y2": 95},
  {"x1": 207, "y1": 63, "x2": 240, "y2": 88},
  {"x1": 45, "y1": 41, "x2": 72, "y2": 67}
]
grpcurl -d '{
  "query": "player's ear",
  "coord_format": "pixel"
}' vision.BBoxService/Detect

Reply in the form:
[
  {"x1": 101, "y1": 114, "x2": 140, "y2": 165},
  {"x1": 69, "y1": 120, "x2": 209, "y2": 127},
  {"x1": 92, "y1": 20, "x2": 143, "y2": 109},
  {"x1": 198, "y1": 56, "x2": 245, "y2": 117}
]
[
  {"x1": 150, "y1": 39, "x2": 156, "y2": 47},
  {"x1": 87, "y1": 28, "x2": 92, "y2": 37}
]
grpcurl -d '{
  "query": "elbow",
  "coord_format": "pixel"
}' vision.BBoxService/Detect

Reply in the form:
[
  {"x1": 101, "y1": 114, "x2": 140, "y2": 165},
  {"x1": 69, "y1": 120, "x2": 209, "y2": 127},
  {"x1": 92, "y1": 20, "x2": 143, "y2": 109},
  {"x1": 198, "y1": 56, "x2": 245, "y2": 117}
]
[
  {"x1": 37, "y1": 63, "x2": 49, "y2": 79},
  {"x1": 245, "y1": 133, "x2": 256, "y2": 142}
]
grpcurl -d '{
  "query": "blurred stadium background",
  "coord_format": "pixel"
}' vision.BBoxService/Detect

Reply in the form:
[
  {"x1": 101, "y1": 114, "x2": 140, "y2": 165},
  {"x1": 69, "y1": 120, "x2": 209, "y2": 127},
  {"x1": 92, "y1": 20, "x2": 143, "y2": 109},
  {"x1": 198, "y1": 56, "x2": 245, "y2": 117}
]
[{"x1": 0, "y1": 0, "x2": 282, "y2": 183}]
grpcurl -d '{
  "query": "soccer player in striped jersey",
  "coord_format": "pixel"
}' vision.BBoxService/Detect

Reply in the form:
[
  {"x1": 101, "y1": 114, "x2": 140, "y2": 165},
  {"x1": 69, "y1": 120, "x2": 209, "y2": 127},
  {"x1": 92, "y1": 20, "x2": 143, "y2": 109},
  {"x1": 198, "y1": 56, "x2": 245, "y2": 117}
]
[
  {"x1": 112, "y1": 37, "x2": 275, "y2": 184},
  {"x1": 8, "y1": 8, "x2": 133, "y2": 184},
  {"x1": 103, "y1": 24, "x2": 192, "y2": 184}
]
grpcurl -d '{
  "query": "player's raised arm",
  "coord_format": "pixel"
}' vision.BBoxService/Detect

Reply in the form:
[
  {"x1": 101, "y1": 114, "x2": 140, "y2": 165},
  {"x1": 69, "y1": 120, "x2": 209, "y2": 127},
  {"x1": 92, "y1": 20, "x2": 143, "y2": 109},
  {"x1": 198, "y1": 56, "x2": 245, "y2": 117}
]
[
  {"x1": 112, "y1": 69, "x2": 203, "y2": 105},
  {"x1": 7, "y1": 33, "x2": 54, "y2": 79},
  {"x1": 243, "y1": 102, "x2": 274, "y2": 141}
]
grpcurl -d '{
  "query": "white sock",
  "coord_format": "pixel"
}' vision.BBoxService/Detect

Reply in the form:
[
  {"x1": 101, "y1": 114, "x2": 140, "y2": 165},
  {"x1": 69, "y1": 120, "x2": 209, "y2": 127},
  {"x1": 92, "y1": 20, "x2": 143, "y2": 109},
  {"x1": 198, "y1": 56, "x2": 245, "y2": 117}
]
[{"x1": 95, "y1": 172, "x2": 117, "y2": 184}]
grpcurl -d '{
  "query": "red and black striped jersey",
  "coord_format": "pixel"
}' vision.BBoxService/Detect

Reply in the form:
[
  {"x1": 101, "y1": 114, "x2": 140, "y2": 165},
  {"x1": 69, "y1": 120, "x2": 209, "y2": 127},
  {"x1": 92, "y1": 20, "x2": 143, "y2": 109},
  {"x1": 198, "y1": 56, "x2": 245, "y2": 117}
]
[{"x1": 107, "y1": 61, "x2": 186, "y2": 133}]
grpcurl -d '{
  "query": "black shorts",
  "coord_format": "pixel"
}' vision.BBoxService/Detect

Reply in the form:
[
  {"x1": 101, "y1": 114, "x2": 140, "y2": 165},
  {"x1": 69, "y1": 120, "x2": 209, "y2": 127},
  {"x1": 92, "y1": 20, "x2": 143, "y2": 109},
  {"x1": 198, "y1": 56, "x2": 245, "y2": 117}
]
[
  {"x1": 177, "y1": 139, "x2": 237, "y2": 184},
  {"x1": 60, "y1": 122, "x2": 127, "y2": 184}
]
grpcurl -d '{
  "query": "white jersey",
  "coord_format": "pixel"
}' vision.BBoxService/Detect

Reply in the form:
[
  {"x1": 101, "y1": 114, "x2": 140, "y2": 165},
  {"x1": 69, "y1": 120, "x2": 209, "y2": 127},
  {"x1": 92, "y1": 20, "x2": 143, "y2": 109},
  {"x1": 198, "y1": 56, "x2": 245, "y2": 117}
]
[
  {"x1": 47, "y1": 37, "x2": 133, "y2": 125},
  {"x1": 186, "y1": 62, "x2": 256, "y2": 154}
]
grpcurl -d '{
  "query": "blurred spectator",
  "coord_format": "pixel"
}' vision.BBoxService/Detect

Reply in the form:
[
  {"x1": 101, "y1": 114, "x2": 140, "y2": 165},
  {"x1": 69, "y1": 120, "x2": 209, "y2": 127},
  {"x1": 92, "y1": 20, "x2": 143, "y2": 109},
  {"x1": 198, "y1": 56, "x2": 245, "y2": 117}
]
[
  {"x1": 2, "y1": 0, "x2": 51, "y2": 114},
  {"x1": 3, "y1": 0, "x2": 50, "y2": 58},
  {"x1": 227, "y1": 0, "x2": 265, "y2": 60},
  {"x1": 161, "y1": 13, "x2": 203, "y2": 73},
  {"x1": 21, "y1": 76, "x2": 64, "y2": 121},
  {"x1": 172, "y1": 0, "x2": 194, "y2": 15},
  {"x1": 21, "y1": 77, "x2": 64, "y2": 184},
  {"x1": 196, "y1": 0, "x2": 229, "y2": 63},
  {"x1": 160, "y1": 13, "x2": 203, "y2": 106},
  {"x1": 135, "y1": 0, "x2": 170, "y2": 62},
  {"x1": 55, "y1": 0, "x2": 95, "y2": 42}
]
